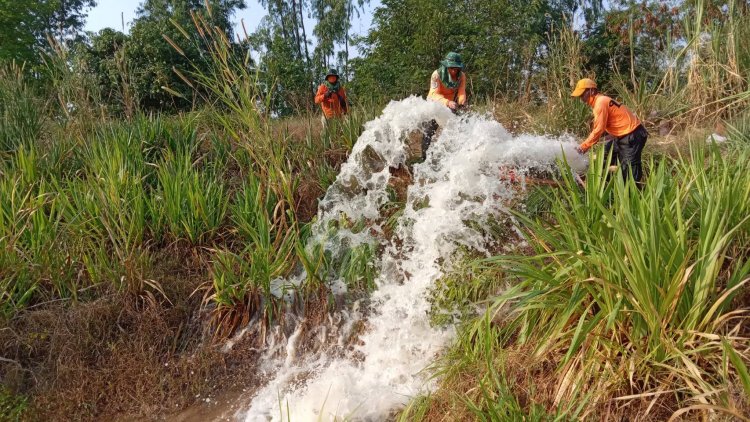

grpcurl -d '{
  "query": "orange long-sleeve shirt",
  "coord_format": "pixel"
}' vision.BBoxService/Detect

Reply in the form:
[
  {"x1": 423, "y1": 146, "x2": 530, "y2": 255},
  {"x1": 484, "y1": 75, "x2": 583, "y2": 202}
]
[
  {"x1": 427, "y1": 70, "x2": 466, "y2": 106},
  {"x1": 580, "y1": 94, "x2": 641, "y2": 151},
  {"x1": 315, "y1": 84, "x2": 347, "y2": 118}
]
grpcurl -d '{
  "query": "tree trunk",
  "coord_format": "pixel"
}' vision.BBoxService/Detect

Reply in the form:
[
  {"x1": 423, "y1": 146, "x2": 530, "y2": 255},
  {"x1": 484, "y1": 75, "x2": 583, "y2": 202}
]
[
  {"x1": 273, "y1": 0, "x2": 292, "y2": 45},
  {"x1": 297, "y1": 0, "x2": 314, "y2": 108},
  {"x1": 290, "y1": 0, "x2": 303, "y2": 59},
  {"x1": 344, "y1": 0, "x2": 351, "y2": 77}
]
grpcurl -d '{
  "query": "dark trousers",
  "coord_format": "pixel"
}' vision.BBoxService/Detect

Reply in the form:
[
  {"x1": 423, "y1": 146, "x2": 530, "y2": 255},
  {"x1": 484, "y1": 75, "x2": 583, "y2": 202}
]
[
  {"x1": 421, "y1": 119, "x2": 439, "y2": 160},
  {"x1": 604, "y1": 124, "x2": 648, "y2": 183}
]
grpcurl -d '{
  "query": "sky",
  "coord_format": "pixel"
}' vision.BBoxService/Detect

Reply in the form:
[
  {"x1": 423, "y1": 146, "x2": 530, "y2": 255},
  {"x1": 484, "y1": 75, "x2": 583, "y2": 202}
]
[{"x1": 84, "y1": 0, "x2": 378, "y2": 43}]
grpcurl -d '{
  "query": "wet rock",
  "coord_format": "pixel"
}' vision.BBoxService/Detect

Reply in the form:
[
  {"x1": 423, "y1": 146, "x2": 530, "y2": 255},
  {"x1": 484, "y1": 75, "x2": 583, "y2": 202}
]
[
  {"x1": 360, "y1": 144, "x2": 386, "y2": 174},
  {"x1": 404, "y1": 131, "x2": 424, "y2": 162},
  {"x1": 387, "y1": 165, "x2": 412, "y2": 203},
  {"x1": 338, "y1": 174, "x2": 364, "y2": 197}
]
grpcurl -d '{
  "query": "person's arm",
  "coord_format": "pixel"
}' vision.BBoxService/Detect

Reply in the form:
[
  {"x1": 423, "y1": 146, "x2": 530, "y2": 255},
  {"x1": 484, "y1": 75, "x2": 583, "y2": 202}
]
[
  {"x1": 456, "y1": 73, "x2": 467, "y2": 105},
  {"x1": 314, "y1": 84, "x2": 326, "y2": 104},
  {"x1": 427, "y1": 71, "x2": 450, "y2": 106},
  {"x1": 579, "y1": 99, "x2": 609, "y2": 152}
]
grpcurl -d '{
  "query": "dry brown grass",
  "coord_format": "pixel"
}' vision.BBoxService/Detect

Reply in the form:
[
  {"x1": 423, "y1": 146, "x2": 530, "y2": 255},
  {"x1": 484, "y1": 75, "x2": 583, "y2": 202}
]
[
  {"x1": 0, "y1": 249, "x2": 263, "y2": 422},
  {"x1": 415, "y1": 344, "x2": 694, "y2": 422}
]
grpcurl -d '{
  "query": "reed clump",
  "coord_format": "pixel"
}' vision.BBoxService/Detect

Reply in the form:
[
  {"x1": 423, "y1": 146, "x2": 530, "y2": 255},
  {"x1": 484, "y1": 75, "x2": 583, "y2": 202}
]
[{"x1": 408, "y1": 136, "x2": 750, "y2": 420}]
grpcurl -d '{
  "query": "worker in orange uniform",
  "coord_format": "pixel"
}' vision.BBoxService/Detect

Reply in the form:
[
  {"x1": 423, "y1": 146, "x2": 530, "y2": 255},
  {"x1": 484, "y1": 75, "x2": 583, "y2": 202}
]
[
  {"x1": 571, "y1": 78, "x2": 648, "y2": 183},
  {"x1": 422, "y1": 52, "x2": 467, "y2": 160},
  {"x1": 315, "y1": 68, "x2": 348, "y2": 128}
]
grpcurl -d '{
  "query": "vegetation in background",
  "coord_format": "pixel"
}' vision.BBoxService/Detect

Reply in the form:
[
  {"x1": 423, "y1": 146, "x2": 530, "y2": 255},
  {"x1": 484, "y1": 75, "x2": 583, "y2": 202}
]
[
  {"x1": 1, "y1": 0, "x2": 750, "y2": 420},
  {"x1": 0, "y1": 0, "x2": 95, "y2": 65}
]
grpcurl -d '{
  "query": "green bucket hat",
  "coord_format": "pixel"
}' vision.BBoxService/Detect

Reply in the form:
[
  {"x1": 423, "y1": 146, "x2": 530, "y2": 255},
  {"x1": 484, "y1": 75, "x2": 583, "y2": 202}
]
[
  {"x1": 441, "y1": 52, "x2": 464, "y2": 69},
  {"x1": 325, "y1": 68, "x2": 339, "y2": 78}
]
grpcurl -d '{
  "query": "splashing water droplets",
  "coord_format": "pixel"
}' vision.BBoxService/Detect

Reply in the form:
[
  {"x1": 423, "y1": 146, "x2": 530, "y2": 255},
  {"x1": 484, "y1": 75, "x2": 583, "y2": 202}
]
[{"x1": 240, "y1": 97, "x2": 586, "y2": 421}]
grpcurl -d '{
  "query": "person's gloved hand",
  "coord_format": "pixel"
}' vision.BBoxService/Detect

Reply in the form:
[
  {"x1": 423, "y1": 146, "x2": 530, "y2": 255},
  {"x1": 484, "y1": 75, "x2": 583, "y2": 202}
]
[
  {"x1": 575, "y1": 145, "x2": 587, "y2": 155},
  {"x1": 447, "y1": 101, "x2": 458, "y2": 110}
]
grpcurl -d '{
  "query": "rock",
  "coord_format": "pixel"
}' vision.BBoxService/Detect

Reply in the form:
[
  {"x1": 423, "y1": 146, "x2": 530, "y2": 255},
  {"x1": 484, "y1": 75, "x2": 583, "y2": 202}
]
[
  {"x1": 360, "y1": 145, "x2": 386, "y2": 174},
  {"x1": 404, "y1": 131, "x2": 424, "y2": 162},
  {"x1": 338, "y1": 174, "x2": 363, "y2": 197},
  {"x1": 387, "y1": 165, "x2": 412, "y2": 203}
]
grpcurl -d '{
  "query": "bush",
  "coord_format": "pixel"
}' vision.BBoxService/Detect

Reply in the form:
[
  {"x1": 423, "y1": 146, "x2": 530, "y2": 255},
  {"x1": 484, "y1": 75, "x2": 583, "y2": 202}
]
[
  {"x1": 153, "y1": 147, "x2": 229, "y2": 245},
  {"x1": 472, "y1": 142, "x2": 750, "y2": 417},
  {"x1": 0, "y1": 64, "x2": 44, "y2": 155}
]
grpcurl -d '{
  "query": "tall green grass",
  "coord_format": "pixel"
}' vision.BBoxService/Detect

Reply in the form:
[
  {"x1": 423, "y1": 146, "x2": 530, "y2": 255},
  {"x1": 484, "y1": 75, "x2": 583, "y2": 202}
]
[
  {"x1": 0, "y1": 64, "x2": 44, "y2": 155},
  {"x1": 0, "y1": 101, "x2": 237, "y2": 315},
  {"x1": 441, "y1": 142, "x2": 750, "y2": 418},
  {"x1": 59, "y1": 128, "x2": 152, "y2": 290},
  {"x1": 0, "y1": 145, "x2": 74, "y2": 315},
  {"x1": 153, "y1": 147, "x2": 229, "y2": 245},
  {"x1": 528, "y1": 0, "x2": 750, "y2": 137},
  {"x1": 410, "y1": 138, "x2": 750, "y2": 419},
  {"x1": 205, "y1": 175, "x2": 298, "y2": 336},
  {"x1": 611, "y1": 0, "x2": 750, "y2": 128},
  {"x1": 163, "y1": 10, "x2": 376, "y2": 336},
  {"x1": 0, "y1": 38, "x2": 372, "y2": 332}
]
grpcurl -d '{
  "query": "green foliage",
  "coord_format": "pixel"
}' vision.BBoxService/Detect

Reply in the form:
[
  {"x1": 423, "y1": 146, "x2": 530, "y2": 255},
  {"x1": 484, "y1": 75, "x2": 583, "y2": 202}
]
[
  {"x1": 0, "y1": 145, "x2": 75, "y2": 315},
  {"x1": 73, "y1": 28, "x2": 137, "y2": 117},
  {"x1": 311, "y1": 0, "x2": 367, "y2": 74},
  {"x1": 0, "y1": 89, "x2": 269, "y2": 316},
  {"x1": 68, "y1": 0, "x2": 247, "y2": 113},
  {"x1": 0, "y1": 65, "x2": 45, "y2": 154},
  {"x1": 153, "y1": 148, "x2": 229, "y2": 245},
  {"x1": 60, "y1": 129, "x2": 152, "y2": 289},
  {"x1": 428, "y1": 253, "x2": 505, "y2": 327},
  {"x1": 0, "y1": 2, "x2": 50, "y2": 64},
  {"x1": 0, "y1": 387, "x2": 27, "y2": 422},
  {"x1": 208, "y1": 175, "x2": 298, "y2": 334},
  {"x1": 0, "y1": 0, "x2": 95, "y2": 65},
  {"x1": 126, "y1": 0, "x2": 246, "y2": 111},
  {"x1": 248, "y1": 21, "x2": 312, "y2": 115},
  {"x1": 477, "y1": 141, "x2": 750, "y2": 413},
  {"x1": 396, "y1": 394, "x2": 431, "y2": 421},
  {"x1": 339, "y1": 242, "x2": 377, "y2": 291},
  {"x1": 601, "y1": 0, "x2": 750, "y2": 126},
  {"x1": 413, "y1": 136, "x2": 750, "y2": 419},
  {"x1": 350, "y1": 0, "x2": 567, "y2": 102},
  {"x1": 458, "y1": 359, "x2": 582, "y2": 421}
]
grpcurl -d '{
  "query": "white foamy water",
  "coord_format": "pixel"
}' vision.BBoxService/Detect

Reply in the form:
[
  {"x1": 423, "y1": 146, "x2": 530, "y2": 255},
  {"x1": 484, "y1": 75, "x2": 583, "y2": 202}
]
[{"x1": 239, "y1": 97, "x2": 587, "y2": 421}]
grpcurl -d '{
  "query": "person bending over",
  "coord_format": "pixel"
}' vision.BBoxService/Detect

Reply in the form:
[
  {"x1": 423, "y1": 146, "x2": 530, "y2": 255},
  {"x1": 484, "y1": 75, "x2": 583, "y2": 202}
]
[
  {"x1": 422, "y1": 52, "x2": 467, "y2": 160},
  {"x1": 571, "y1": 78, "x2": 648, "y2": 183}
]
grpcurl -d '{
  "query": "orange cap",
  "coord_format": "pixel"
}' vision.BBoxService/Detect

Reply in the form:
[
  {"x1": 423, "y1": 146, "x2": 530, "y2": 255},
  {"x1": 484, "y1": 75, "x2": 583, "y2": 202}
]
[{"x1": 571, "y1": 78, "x2": 597, "y2": 97}]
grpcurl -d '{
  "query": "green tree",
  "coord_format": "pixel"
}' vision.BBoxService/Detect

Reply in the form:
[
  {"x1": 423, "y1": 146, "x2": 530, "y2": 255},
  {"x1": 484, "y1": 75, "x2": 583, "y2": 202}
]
[
  {"x1": 350, "y1": 0, "x2": 562, "y2": 102},
  {"x1": 73, "y1": 28, "x2": 137, "y2": 116},
  {"x1": 47, "y1": 0, "x2": 98, "y2": 40},
  {"x1": 0, "y1": 0, "x2": 95, "y2": 65},
  {"x1": 257, "y1": 0, "x2": 315, "y2": 110},
  {"x1": 248, "y1": 17, "x2": 310, "y2": 115},
  {"x1": 251, "y1": 0, "x2": 370, "y2": 112},
  {"x1": 580, "y1": 1, "x2": 686, "y2": 91},
  {"x1": 125, "y1": 0, "x2": 246, "y2": 111}
]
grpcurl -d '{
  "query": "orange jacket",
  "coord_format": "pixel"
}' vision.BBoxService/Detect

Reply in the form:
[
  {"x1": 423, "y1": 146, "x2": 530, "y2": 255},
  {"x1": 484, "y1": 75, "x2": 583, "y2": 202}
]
[
  {"x1": 315, "y1": 84, "x2": 347, "y2": 118},
  {"x1": 580, "y1": 94, "x2": 641, "y2": 151},
  {"x1": 427, "y1": 70, "x2": 466, "y2": 106}
]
